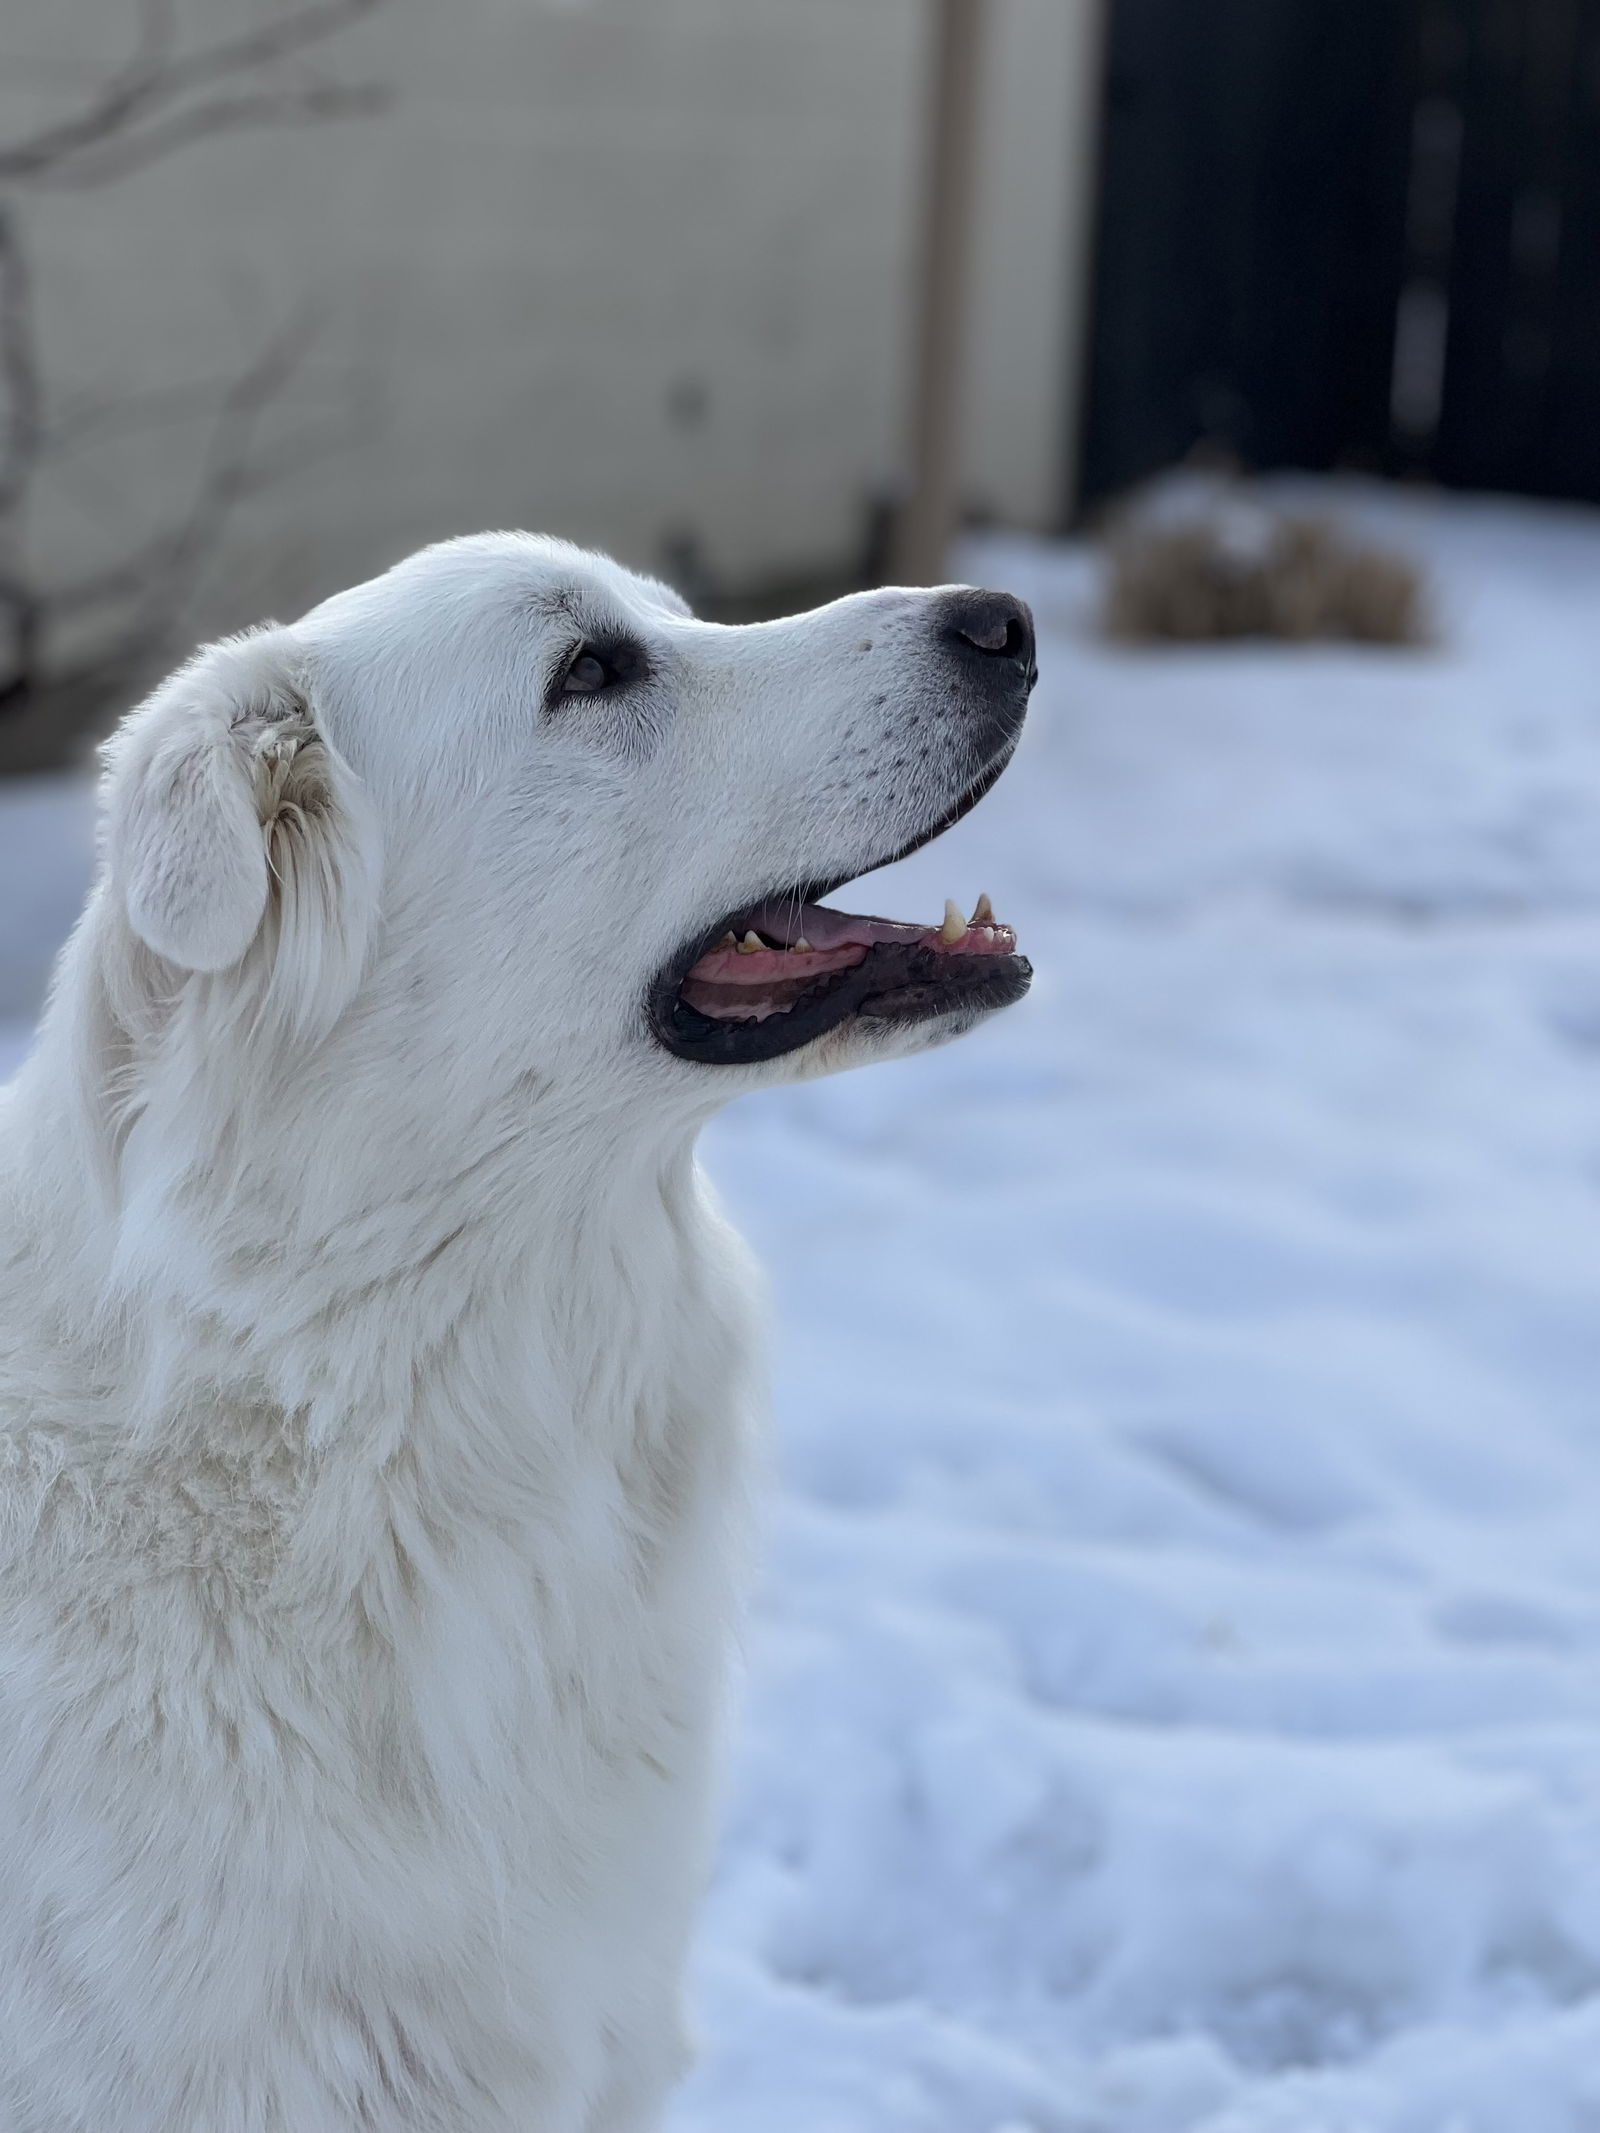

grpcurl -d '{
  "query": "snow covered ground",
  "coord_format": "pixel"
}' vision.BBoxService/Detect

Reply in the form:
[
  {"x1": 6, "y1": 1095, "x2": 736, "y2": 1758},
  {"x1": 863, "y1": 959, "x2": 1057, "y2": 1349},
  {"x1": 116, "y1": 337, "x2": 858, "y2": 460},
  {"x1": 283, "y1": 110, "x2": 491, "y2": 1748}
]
[{"x1": 5, "y1": 487, "x2": 1600, "y2": 2131}]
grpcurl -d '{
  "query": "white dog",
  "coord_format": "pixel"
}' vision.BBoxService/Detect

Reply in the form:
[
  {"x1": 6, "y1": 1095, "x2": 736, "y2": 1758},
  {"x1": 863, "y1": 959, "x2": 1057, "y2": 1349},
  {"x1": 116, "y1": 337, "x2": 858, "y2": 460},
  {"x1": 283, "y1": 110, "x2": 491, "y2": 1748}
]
[{"x1": 0, "y1": 534, "x2": 1034, "y2": 2131}]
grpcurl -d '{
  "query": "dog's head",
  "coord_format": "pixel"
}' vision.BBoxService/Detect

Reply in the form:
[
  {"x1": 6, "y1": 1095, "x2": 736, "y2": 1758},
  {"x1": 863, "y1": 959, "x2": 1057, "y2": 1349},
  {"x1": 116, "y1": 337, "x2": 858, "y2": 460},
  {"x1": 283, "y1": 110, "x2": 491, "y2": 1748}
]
[{"x1": 99, "y1": 534, "x2": 1034, "y2": 1123}]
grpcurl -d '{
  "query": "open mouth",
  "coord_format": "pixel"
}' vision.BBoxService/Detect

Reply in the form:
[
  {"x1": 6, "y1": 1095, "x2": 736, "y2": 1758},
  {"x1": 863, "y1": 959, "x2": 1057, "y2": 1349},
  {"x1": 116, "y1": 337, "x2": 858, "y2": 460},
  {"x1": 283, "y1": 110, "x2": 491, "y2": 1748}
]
[{"x1": 649, "y1": 756, "x2": 1032, "y2": 1066}]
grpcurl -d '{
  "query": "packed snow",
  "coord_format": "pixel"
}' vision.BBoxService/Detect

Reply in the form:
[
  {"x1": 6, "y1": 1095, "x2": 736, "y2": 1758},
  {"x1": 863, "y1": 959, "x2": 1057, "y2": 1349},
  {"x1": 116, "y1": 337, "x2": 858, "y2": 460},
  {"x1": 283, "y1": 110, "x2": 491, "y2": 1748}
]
[{"x1": 4, "y1": 486, "x2": 1600, "y2": 2131}]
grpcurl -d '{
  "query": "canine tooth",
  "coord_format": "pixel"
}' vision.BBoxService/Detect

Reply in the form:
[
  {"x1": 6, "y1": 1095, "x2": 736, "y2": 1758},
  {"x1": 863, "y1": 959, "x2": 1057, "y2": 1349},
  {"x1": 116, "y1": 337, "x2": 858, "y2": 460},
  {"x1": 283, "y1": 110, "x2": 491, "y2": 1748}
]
[
  {"x1": 737, "y1": 931, "x2": 764, "y2": 954},
  {"x1": 716, "y1": 932, "x2": 738, "y2": 951},
  {"x1": 793, "y1": 938, "x2": 813, "y2": 953},
  {"x1": 973, "y1": 892, "x2": 994, "y2": 925},
  {"x1": 940, "y1": 898, "x2": 966, "y2": 944}
]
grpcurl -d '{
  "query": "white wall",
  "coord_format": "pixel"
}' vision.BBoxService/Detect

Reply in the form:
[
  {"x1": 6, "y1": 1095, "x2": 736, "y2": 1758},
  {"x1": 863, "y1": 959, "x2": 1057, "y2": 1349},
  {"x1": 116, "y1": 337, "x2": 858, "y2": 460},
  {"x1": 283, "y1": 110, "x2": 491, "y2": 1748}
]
[{"x1": 3, "y1": 0, "x2": 1101, "y2": 645}]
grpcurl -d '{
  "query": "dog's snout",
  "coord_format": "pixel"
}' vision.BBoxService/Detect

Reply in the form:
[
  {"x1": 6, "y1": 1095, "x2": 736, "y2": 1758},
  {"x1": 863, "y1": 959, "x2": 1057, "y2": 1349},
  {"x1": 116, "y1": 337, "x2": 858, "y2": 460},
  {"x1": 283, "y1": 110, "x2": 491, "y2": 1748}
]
[{"x1": 939, "y1": 589, "x2": 1037, "y2": 684}]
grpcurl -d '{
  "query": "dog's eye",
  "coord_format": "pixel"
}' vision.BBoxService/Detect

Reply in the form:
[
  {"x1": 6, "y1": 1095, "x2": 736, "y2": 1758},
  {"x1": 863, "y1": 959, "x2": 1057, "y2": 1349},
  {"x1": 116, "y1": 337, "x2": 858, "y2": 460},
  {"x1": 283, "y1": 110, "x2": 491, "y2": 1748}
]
[
  {"x1": 560, "y1": 646, "x2": 619, "y2": 698},
  {"x1": 548, "y1": 636, "x2": 648, "y2": 716}
]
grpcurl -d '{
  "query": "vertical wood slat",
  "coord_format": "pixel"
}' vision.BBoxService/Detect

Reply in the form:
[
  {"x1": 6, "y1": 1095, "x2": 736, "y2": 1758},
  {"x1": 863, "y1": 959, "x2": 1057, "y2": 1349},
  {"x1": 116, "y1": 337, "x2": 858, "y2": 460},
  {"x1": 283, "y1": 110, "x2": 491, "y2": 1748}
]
[
  {"x1": 1434, "y1": 0, "x2": 1581, "y2": 492},
  {"x1": 890, "y1": 0, "x2": 990, "y2": 586},
  {"x1": 1077, "y1": 0, "x2": 1600, "y2": 511},
  {"x1": 1543, "y1": 0, "x2": 1600, "y2": 498},
  {"x1": 1077, "y1": 0, "x2": 1418, "y2": 510}
]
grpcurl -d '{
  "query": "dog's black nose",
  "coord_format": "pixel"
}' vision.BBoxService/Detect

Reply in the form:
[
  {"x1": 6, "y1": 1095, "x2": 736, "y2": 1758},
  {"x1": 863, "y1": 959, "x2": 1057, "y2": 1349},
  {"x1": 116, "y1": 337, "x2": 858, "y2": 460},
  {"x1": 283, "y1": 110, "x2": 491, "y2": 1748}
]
[{"x1": 939, "y1": 588, "x2": 1037, "y2": 683}]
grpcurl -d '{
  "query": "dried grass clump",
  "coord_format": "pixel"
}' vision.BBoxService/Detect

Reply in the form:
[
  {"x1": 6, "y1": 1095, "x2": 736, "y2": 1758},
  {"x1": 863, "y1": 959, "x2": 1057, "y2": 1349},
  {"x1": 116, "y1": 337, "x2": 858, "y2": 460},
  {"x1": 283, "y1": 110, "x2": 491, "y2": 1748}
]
[{"x1": 1104, "y1": 489, "x2": 1427, "y2": 646}]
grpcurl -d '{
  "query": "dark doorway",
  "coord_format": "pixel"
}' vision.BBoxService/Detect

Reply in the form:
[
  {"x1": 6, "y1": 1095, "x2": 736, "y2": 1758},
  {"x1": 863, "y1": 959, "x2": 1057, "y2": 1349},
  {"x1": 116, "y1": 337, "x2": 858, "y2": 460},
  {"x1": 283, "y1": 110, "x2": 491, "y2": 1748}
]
[{"x1": 1078, "y1": 0, "x2": 1600, "y2": 511}]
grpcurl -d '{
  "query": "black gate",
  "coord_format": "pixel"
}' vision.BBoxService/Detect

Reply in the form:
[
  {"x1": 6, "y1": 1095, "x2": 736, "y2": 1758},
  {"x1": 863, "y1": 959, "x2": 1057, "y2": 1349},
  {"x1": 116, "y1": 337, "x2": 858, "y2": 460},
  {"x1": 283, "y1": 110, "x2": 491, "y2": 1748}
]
[{"x1": 1077, "y1": 0, "x2": 1600, "y2": 510}]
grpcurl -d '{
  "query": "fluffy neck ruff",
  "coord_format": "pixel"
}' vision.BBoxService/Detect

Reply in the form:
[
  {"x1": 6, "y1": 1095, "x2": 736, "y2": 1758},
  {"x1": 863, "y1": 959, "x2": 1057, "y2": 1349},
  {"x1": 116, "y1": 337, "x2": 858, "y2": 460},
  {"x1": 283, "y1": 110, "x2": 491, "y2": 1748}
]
[{"x1": 3, "y1": 895, "x2": 759, "y2": 1617}]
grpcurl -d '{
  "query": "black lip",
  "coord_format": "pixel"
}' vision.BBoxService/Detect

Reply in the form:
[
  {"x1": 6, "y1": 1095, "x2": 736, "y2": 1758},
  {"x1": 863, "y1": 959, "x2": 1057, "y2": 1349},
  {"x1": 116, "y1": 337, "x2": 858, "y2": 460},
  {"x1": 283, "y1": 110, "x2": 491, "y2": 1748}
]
[
  {"x1": 648, "y1": 739, "x2": 1030, "y2": 1066},
  {"x1": 654, "y1": 938, "x2": 1033, "y2": 1066}
]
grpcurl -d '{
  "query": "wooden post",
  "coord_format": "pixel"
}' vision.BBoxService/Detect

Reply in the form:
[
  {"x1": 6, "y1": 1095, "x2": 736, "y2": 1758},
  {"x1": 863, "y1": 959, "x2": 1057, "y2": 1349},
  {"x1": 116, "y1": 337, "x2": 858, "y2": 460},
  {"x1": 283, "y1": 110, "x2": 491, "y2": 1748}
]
[{"x1": 889, "y1": 0, "x2": 989, "y2": 586}]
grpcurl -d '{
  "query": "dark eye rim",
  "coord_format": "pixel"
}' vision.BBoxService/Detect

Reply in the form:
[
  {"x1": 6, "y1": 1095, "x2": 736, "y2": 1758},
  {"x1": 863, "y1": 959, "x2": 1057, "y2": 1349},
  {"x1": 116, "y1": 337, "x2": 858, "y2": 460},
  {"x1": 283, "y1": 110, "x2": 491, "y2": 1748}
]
[{"x1": 550, "y1": 635, "x2": 648, "y2": 706}]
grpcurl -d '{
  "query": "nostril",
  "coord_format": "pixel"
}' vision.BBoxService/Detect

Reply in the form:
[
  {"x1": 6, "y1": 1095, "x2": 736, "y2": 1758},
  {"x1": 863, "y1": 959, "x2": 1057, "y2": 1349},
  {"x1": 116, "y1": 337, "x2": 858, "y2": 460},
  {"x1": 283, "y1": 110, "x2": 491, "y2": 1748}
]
[{"x1": 942, "y1": 589, "x2": 1036, "y2": 673}]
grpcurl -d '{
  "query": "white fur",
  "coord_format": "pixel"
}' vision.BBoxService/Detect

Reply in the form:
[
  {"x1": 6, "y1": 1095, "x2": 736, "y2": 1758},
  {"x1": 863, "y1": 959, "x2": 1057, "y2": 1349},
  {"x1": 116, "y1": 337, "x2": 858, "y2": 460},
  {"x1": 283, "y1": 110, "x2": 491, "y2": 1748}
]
[{"x1": 0, "y1": 534, "x2": 1011, "y2": 2131}]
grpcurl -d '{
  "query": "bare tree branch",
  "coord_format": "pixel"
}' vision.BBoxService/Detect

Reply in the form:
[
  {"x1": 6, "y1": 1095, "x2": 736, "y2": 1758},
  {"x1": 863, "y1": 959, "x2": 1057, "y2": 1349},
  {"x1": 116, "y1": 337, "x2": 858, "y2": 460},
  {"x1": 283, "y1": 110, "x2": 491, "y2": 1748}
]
[
  {"x1": 46, "y1": 309, "x2": 314, "y2": 627},
  {"x1": 45, "y1": 370, "x2": 279, "y2": 457},
  {"x1": 0, "y1": 206, "x2": 41, "y2": 510},
  {"x1": 0, "y1": 0, "x2": 180, "y2": 183},
  {"x1": 0, "y1": 205, "x2": 44, "y2": 710},
  {"x1": 0, "y1": 0, "x2": 391, "y2": 754},
  {"x1": 27, "y1": 82, "x2": 388, "y2": 190},
  {"x1": 0, "y1": 0, "x2": 387, "y2": 186},
  {"x1": 130, "y1": 0, "x2": 385, "y2": 110}
]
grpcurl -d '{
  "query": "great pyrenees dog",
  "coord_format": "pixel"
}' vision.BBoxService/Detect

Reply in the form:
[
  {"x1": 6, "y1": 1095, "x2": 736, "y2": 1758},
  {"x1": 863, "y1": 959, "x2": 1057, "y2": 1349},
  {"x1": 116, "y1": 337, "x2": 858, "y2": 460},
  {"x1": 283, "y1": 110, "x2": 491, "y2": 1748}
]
[{"x1": 0, "y1": 533, "x2": 1034, "y2": 2131}]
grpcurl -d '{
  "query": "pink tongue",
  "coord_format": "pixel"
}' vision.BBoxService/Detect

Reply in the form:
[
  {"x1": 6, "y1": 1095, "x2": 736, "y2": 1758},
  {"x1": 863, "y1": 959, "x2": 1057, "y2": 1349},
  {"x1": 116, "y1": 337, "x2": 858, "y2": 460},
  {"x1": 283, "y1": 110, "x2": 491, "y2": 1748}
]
[
  {"x1": 680, "y1": 900, "x2": 1019, "y2": 1021},
  {"x1": 743, "y1": 900, "x2": 926, "y2": 951},
  {"x1": 683, "y1": 901, "x2": 925, "y2": 994},
  {"x1": 686, "y1": 939, "x2": 868, "y2": 988},
  {"x1": 683, "y1": 901, "x2": 1018, "y2": 995}
]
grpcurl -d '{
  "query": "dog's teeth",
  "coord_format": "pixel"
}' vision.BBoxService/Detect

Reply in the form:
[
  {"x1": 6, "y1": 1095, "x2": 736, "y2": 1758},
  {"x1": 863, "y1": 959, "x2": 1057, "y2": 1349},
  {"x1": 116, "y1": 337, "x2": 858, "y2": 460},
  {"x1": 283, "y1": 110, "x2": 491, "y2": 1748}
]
[
  {"x1": 793, "y1": 938, "x2": 812, "y2": 953},
  {"x1": 716, "y1": 932, "x2": 738, "y2": 951},
  {"x1": 972, "y1": 891, "x2": 995, "y2": 925},
  {"x1": 737, "y1": 931, "x2": 764, "y2": 954},
  {"x1": 940, "y1": 898, "x2": 966, "y2": 944}
]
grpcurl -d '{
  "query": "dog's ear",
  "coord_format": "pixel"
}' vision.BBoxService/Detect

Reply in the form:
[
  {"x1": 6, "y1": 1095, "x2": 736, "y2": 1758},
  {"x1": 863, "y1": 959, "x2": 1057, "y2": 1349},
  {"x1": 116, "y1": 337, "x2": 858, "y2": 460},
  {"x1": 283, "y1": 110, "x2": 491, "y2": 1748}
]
[{"x1": 102, "y1": 628, "x2": 380, "y2": 1035}]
